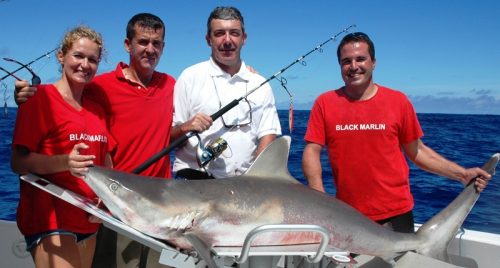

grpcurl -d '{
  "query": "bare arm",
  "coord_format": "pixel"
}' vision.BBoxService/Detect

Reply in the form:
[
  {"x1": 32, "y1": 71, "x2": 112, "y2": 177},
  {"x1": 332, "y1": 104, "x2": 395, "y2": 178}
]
[
  {"x1": 255, "y1": 134, "x2": 276, "y2": 156},
  {"x1": 302, "y1": 142, "x2": 325, "y2": 192},
  {"x1": 11, "y1": 145, "x2": 70, "y2": 175},
  {"x1": 402, "y1": 139, "x2": 491, "y2": 192},
  {"x1": 170, "y1": 113, "x2": 213, "y2": 141}
]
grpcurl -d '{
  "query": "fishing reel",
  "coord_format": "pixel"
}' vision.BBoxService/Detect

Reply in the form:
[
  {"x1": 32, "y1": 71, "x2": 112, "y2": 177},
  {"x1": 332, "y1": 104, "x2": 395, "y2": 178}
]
[{"x1": 195, "y1": 135, "x2": 228, "y2": 167}]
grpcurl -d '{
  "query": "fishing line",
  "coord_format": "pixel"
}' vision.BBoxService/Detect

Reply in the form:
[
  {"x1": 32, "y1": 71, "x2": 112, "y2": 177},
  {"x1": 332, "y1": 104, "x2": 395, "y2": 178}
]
[
  {"x1": 277, "y1": 76, "x2": 294, "y2": 133},
  {"x1": 2, "y1": 82, "x2": 9, "y2": 117},
  {"x1": 276, "y1": 32, "x2": 331, "y2": 134},
  {"x1": 133, "y1": 24, "x2": 357, "y2": 174}
]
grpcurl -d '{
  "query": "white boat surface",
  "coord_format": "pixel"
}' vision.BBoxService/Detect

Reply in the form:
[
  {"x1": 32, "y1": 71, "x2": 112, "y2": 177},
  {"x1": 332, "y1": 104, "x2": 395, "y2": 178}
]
[{"x1": 2, "y1": 215, "x2": 500, "y2": 267}]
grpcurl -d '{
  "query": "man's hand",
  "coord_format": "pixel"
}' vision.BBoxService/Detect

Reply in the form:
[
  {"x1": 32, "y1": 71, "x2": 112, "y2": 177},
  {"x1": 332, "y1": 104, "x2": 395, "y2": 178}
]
[
  {"x1": 464, "y1": 167, "x2": 492, "y2": 193},
  {"x1": 171, "y1": 113, "x2": 213, "y2": 141},
  {"x1": 14, "y1": 80, "x2": 37, "y2": 105},
  {"x1": 184, "y1": 113, "x2": 213, "y2": 132}
]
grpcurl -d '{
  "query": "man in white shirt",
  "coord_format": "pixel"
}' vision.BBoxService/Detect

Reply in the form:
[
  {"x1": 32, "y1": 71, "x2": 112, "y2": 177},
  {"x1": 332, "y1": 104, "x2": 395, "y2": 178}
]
[{"x1": 171, "y1": 6, "x2": 281, "y2": 179}]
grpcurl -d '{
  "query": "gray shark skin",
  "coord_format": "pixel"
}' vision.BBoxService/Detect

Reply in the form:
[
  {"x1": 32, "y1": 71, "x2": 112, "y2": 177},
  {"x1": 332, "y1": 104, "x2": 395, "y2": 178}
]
[{"x1": 84, "y1": 136, "x2": 498, "y2": 264}]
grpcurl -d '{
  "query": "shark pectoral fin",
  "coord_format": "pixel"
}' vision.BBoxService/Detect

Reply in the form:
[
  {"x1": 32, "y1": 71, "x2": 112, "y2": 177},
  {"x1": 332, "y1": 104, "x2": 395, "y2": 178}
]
[
  {"x1": 244, "y1": 135, "x2": 299, "y2": 183},
  {"x1": 184, "y1": 233, "x2": 218, "y2": 268}
]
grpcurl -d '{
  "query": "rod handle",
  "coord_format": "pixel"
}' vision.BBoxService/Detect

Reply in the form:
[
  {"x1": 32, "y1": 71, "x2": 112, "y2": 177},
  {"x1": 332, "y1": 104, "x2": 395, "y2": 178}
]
[
  {"x1": 131, "y1": 134, "x2": 190, "y2": 174},
  {"x1": 210, "y1": 99, "x2": 240, "y2": 120}
]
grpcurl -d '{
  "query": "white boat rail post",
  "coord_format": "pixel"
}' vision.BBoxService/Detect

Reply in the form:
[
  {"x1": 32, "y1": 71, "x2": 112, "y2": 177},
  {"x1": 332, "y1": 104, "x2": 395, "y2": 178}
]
[{"x1": 233, "y1": 224, "x2": 330, "y2": 265}]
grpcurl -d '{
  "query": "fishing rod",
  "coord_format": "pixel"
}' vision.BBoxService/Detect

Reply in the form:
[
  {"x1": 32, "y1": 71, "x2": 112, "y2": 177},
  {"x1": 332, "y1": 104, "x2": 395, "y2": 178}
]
[
  {"x1": 0, "y1": 47, "x2": 57, "y2": 82},
  {"x1": 132, "y1": 24, "x2": 357, "y2": 174}
]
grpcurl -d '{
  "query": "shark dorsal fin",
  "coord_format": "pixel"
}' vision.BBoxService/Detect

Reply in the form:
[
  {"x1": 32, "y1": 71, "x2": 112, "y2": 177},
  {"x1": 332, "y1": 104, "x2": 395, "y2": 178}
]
[{"x1": 244, "y1": 135, "x2": 298, "y2": 183}]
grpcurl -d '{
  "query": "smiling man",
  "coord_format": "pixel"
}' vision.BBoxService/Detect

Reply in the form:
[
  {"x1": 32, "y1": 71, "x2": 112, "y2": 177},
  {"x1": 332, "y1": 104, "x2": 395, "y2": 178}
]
[
  {"x1": 171, "y1": 6, "x2": 281, "y2": 180},
  {"x1": 302, "y1": 32, "x2": 491, "y2": 234}
]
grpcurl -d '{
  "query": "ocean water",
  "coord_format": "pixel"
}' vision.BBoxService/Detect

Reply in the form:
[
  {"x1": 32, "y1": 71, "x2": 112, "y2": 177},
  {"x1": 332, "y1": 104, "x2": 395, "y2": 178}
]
[{"x1": 1, "y1": 108, "x2": 499, "y2": 234}]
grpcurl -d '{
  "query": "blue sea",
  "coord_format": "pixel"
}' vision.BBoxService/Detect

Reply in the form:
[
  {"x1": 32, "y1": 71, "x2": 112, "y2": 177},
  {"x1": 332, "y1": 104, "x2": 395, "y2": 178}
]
[{"x1": 1, "y1": 108, "x2": 499, "y2": 234}]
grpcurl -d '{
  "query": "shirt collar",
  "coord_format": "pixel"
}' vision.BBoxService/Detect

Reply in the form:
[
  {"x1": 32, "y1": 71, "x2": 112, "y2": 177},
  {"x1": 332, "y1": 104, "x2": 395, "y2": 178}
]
[
  {"x1": 115, "y1": 62, "x2": 162, "y2": 87},
  {"x1": 115, "y1": 62, "x2": 128, "y2": 80},
  {"x1": 208, "y1": 57, "x2": 250, "y2": 82}
]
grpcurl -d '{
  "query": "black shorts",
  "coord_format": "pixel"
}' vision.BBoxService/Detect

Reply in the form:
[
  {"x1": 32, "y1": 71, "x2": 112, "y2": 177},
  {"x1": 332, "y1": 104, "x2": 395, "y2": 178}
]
[{"x1": 376, "y1": 210, "x2": 415, "y2": 233}]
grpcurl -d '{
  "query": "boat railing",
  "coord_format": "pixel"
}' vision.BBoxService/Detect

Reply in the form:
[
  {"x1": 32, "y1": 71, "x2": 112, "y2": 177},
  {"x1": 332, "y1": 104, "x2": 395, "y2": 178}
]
[{"x1": 233, "y1": 224, "x2": 331, "y2": 264}]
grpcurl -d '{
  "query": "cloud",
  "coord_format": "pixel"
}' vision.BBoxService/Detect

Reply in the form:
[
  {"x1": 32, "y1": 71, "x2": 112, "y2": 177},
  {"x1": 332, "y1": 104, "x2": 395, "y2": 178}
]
[
  {"x1": 436, "y1": 91, "x2": 454, "y2": 96},
  {"x1": 277, "y1": 92, "x2": 500, "y2": 115},
  {"x1": 471, "y1": 88, "x2": 492, "y2": 95},
  {"x1": 409, "y1": 94, "x2": 500, "y2": 115}
]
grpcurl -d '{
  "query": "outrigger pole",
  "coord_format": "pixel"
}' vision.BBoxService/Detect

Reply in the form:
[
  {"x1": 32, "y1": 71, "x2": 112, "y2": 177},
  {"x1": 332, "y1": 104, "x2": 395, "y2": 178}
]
[{"x1": 132, "y1": 24, "x2": 356, "y2": 174}]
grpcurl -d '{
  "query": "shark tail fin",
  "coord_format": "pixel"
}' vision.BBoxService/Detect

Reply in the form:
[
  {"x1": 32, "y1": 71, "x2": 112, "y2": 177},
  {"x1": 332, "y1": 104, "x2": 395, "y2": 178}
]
[
  {"x1": 243, "y1": 135, "x2": 298, "y2": 183},
  {"x1": 416, "y1": 153, "x2": 499, "y2": 262}
]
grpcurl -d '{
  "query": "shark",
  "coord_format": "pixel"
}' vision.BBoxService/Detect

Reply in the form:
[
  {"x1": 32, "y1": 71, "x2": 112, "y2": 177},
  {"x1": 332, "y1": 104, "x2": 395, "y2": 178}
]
[{"x1": 83, "y1": 136, "x2": 498, "y2": 266}]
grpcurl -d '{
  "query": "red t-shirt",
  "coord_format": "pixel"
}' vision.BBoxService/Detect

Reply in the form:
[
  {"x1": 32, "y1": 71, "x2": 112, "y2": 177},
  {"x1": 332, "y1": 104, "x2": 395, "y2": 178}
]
[
  {"x1": 12, "y1": 84, "x2": 115, "y2": 235},
  {"x1": 304, "y1": 85, "x2": 423, "y2": 220},
  {"x1": 86, "y1": 62, "x2": 175, "y2": 177}
]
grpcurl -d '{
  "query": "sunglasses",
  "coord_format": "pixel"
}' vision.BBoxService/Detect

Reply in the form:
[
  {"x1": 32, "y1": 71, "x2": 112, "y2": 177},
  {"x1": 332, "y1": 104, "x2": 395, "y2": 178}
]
[
  {"x1": 211, "y1": 76, "x2": 252, "y2": 128},
  {"x1": 0, "y1": 66, "x2": 23, "y2": 81},
  {"x1": 219, "y1": 97, "x2": 252, "y2": 128},
  {"x1": 1, "y1": 57, "x2": 41, "y2": 86}
]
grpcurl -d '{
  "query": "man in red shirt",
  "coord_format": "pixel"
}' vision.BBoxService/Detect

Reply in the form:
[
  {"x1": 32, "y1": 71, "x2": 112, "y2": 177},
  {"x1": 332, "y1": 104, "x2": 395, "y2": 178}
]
[
  {"x1": 15, "y1": 13, "x2": 174, "y2": 268},
  {"x1": 302, "y1": 32, "x2": 491, "y2": 233}
]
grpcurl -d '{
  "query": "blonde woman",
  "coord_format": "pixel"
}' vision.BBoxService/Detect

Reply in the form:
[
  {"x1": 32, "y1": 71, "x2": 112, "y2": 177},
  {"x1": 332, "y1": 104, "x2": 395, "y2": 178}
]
[{"x1": 11, "y1": 26, "x2": 114, "y2": 268}]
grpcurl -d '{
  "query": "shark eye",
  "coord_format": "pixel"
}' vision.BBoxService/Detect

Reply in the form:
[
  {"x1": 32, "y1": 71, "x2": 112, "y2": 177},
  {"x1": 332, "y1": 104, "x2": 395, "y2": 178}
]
[{"x1": 109, "y1": 183, "x2": 119, "y2": 192}]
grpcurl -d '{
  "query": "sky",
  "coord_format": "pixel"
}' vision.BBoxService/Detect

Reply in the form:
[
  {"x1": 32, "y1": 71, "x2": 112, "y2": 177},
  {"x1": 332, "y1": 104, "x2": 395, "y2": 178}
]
[{"x1": 0, "y1": 0, "x2": 499, "y2": 114}]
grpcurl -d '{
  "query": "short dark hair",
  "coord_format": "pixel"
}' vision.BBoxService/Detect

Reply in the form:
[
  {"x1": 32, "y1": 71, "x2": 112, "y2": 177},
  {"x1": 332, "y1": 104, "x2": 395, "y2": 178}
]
[
  {"x1": 206, "y1": 6, "x2": 245, "y2": 35},
  {"x1": 336, "y1": 32, "x2": 375, "y2": 63},
  {"x1": 126, "y1": 13, "x2": 165, "y2": 40}
]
